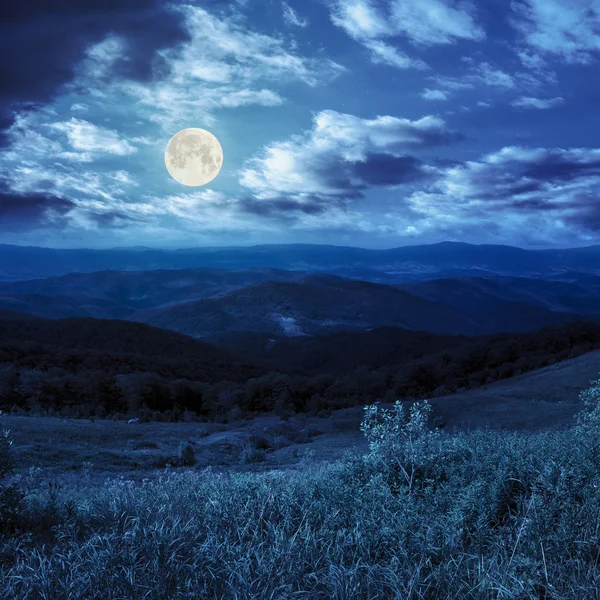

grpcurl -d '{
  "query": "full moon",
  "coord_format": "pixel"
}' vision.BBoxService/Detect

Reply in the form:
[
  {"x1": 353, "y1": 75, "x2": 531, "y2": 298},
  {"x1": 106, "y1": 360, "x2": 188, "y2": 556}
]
[{"x1": 164, "y1": 128, "x2": 223, "y2": 186}]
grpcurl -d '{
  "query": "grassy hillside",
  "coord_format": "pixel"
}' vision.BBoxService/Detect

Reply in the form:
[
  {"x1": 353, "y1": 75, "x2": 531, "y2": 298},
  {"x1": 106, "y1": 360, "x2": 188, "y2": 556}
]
[
  {"x1": 3, "y1": 384, "x2": 600, "y2": 598},
  {"x1": 5, "y1": 347, "x2": 600, "y2": 482}
]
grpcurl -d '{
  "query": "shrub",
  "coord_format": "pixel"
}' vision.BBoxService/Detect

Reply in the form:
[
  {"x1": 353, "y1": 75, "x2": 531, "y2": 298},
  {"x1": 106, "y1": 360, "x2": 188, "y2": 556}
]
[
  {"x1": 239, "y1": 441, "x2": 267, "y2": 464},
  {"x1": 0, "y1": 429, "x2": 25, "y2": 534},
  {"x1": 575, "y1": 377, "x2": 600, "y2": 434},
  {"x1": 177, "y1": 442, "x2": 196, "y2": 467},
  {"x1": 0, "y1": 429, "x2": 13, "y2": 480},
  {"x1": 359, "y1": 399, "x2": 443, "y2": 494}
]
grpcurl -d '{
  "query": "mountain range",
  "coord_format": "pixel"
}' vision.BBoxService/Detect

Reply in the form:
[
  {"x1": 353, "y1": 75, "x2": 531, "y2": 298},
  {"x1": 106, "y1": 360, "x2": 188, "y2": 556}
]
[
  {"x1": 2, "y1": 242, "x2": 600, "y2": 282},
  {"x1": 0, "y1": 267, "x2": 597, "y2": 339}
]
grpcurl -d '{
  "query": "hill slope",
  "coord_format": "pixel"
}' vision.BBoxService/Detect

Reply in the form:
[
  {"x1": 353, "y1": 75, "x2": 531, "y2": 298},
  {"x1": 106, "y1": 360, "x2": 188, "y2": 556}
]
[
  {"x1": 425, "y1": 348, "x2": 600, "y2": 431},
  {"x1": 130, "y1": 277, "x2": 479, "y2": 337},
  {"x1": 0, "y1": 313, "x2": 263, "y2": 383}
]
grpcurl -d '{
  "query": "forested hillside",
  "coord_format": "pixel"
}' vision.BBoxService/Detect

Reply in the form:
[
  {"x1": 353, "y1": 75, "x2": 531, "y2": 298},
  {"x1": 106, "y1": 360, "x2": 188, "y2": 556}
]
[{"x1": 1, "y1": 312, "x2": 598, "y2": 421}]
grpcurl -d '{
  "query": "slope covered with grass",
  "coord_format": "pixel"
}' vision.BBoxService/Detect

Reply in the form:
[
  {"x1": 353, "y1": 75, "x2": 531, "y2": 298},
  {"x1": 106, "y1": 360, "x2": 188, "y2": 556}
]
[{"x1": 2, "y1": 383, "x2": 600, "y2": 599}]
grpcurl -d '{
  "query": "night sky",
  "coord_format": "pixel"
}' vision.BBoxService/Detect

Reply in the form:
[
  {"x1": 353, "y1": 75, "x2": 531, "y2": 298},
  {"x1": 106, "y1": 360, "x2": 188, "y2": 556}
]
[{"x1": 2, "y1": 0, "x2": 600, "y2": 249}]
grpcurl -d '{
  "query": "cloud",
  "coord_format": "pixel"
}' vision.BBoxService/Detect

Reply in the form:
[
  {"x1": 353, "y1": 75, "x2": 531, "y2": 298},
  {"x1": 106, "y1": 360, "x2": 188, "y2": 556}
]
[
  {"x1": 85, "y1": 210, "x2": 140, "y2": 228},
  {"x1": 239, "y1": 109, "x2": 459, "y2": 212},
  {"x1": 0, "y1": 2, "x2": 343, "y2": 229},
  {"x1": 115, "y1": 5, "x2": 345, "y2": 129},
  {"x1": 422, "y1": 89, "x2": 449, "y2": 101},
  {"x1": 49, "y1": 118, "x2": 137, "y2": 155},
  {"x1": 472, "y1": 62, "x2": 515, "y2": 88},
  {"x1": 0, "y1": 182, "x2": 76, "y2": 231},
  {"x1": 219, "y1": 89, "x2": 284, "y2": 108},
  {"x1": 137, "y1": 189, "x2": 283, "y2": 233},
  {"x1": 387, "y1": 0, "x2": 485, "y2": 46},
  {"x1": 365, "y1": 40, "x2": 425, "y2": 69},
  {"x1": 429, "y1": 75, "x2": 474, "y2": 91},
  {"x1": 429, "y1": 60, "x2": 553, "y2": 102},
  {"x1": 329, "y1": 0, "x2": 425, "y2": 69},
  {"x1": 172, "y1": 5, "x2": 343, "y2": 87},
  {"x1": 330, "y1": 0, "x2": 484, "y2": 69},
  {"x1": 239, "y1": 197, "x2": 328, "y2": 217},
  {"x1": 511, "y1": 96, "x2": 565, "y2": 109},
  {"x1": 405, "y1": 146, "x2": 600, "y2": 240},
  {"x1": 282, "y1": 3, "x2": 308, "y2": 28},
  {"x1": 0, "y1": 0, "x2": 191, "y2": 145},
  {"x1": 511, "y1": 0, "x2": 600, "y2": 64}
]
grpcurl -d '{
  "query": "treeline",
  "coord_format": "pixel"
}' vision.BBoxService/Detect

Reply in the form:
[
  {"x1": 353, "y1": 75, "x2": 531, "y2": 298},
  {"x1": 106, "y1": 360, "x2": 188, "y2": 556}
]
[{"x1": 0, "y1": 317, "x2": 598, "y2": 421}]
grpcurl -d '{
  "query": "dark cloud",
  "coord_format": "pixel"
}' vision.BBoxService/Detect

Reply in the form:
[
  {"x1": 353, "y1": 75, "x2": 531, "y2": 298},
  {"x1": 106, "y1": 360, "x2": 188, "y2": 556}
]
[
  {"x1": 239, "y1": 152, "x2": 436, "y2": 219},
  {"x1": 522, "y1": 153, "x2": 600, "y2": 182},
  {"x1": 507, "y1": 198, "x2": 563, "y2": 211},
  {"x1": 350, "y1": 153, "x2": 433, "y2": 186},
  {"x1": 564, "y1": 208, "x2": 600, "y2": 232},
  {"x1": 86, "y1": 210, "x2": 139, "y2": 227},
  {"x1": 239, "y1": 197, "x2": 329, "y2": 217},
  {"x1": 0, "y1": 183, "x2": 75, "y2": 230},
  {"x1": 419, "y1": 146, "x2": 600, "y2": 239},
  {"x1": 447, "y1": 149, "x2": 600, "y2": 205},
  {"x1": 0, "y1": 0, "x2": 191, "y2": 145}
]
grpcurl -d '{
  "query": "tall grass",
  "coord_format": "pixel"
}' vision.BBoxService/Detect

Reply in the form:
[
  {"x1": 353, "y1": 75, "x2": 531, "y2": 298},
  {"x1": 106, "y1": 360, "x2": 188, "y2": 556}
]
[{"x1": 2, "y1": 385, "x2": 600, "y2": 598}]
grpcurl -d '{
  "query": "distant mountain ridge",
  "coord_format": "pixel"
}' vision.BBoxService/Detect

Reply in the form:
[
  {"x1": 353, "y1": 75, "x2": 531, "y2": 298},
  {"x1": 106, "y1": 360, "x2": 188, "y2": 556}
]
[
  {"x1": 129, "y1": 277, "x2": 478, "y2": 337},
  {"x1": 0, "y1": 269, "x2": 598, "y2": 337},
  {"x1": 2, "y1": 241, "x2": 600, "y2": 282}
]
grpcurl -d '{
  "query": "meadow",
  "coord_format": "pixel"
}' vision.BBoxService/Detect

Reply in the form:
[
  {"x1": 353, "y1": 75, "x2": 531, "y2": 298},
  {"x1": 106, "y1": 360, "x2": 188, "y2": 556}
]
[{"x1": 1, "y1": 378, "x2": 600, "y2": 599}]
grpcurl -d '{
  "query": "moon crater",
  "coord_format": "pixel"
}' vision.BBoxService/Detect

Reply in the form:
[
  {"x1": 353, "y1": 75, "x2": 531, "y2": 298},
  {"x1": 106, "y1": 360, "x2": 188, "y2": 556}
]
[{"x1": 164, "y1": 128, "x2": 223, "y2": 187}]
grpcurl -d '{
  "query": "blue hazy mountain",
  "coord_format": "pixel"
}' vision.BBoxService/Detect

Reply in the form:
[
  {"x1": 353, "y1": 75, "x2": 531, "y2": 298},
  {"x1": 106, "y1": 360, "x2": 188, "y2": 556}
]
[
  {"x1": 2, "y1": 242, "x2": 600, "y2": 282},
  {"x1": 0, "y1": 268, "x2": 595, "y2": 337}
]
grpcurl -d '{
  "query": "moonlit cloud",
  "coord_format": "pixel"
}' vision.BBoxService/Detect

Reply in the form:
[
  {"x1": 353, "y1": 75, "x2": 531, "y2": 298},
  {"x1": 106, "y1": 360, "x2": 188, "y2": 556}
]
[
  {"x1": 219, "y1": 89, "x2": 284, "y2": 108},
  {"x1": 405, "y1": 146, "x2": 600, "y2": 244},
  {"x1": 49, "y1": 118, "x2": 137, "y2": 156},
  {"x1": 330, "y1": 0, "x2": 484, "y2": 70},
  {"x1": 282, "y1": 3, "x2": 308, "y2": 28},
  {"x1": 329, "y1": 0, "x2": 426, "y2": 69},
  {"x1": 473, "y1": 62, "x2": 515, "y2": 89},
  {"x1": 172, "y1": 5, "x2": 343, "y2": 87},
  {"x1": 388, "y1": 0, "x2": 485, "y2": 46},
  {"x1": 110, "y1": 5, "x2": 345, "y2": 130},
  {"x1": 239, "y1": 110, "x2": 458, "y2": 210},
  {"x1": 511, "y1": 0, "x2": 600, "y2": 64},
  {"x1": 511, "y1": 96, "x2": 565, "y2": 109},
  {"x1": 422, "y1": 89, "x2": 449, "y2": 101},
  {"x1": 1, "y1": 0, "x2": 599, "y2": 248}
]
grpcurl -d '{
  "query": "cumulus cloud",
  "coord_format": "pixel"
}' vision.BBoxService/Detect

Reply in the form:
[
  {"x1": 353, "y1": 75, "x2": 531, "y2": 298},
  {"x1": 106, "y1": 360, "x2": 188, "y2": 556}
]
[
  {"x1": 49, "y1": 118, "x2": 137, "y2": 156},
  {"x1": 0, "y1": 0, "x2": 192, "y2": 145},
  {"x1": 511, "y1": 0, "x2": 600, "y2": 64},
  {"x1": 330, "y1": 0, "x2": 484, "y2": 69},
  {"x1": 239, "y1": 110, "x2": 459, "y2": 212},
  {"x1": 329, "y1": 0, "x2": 426, "y2": 69},
  {"x1": 0, "y1": 182, "x2": 76, "y2": 231},
  {"x1": 473, "y1": 62, "x2": 515, "y2": 88},
  {"x1": 422, "y1": 89, "x2": 449, "y2": 100},
  {"x1": 387, "y1": 0, "x2": 485, "y2": 45},
  {"x1": 0, "y1": 2, "x2": 347, "y2": 235},
  {"x1": 114, "y1": 5, "x2": 345, "y2": 129},
  {"x1": 170, "y1": 5, "x2": 342, "y2": 87},
  {"x1": 511, "y1": 96, "x2": 565, "y2": 109},
  {"x1": 405, "y1": 146, "x2": 600, "y2": 241}
]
